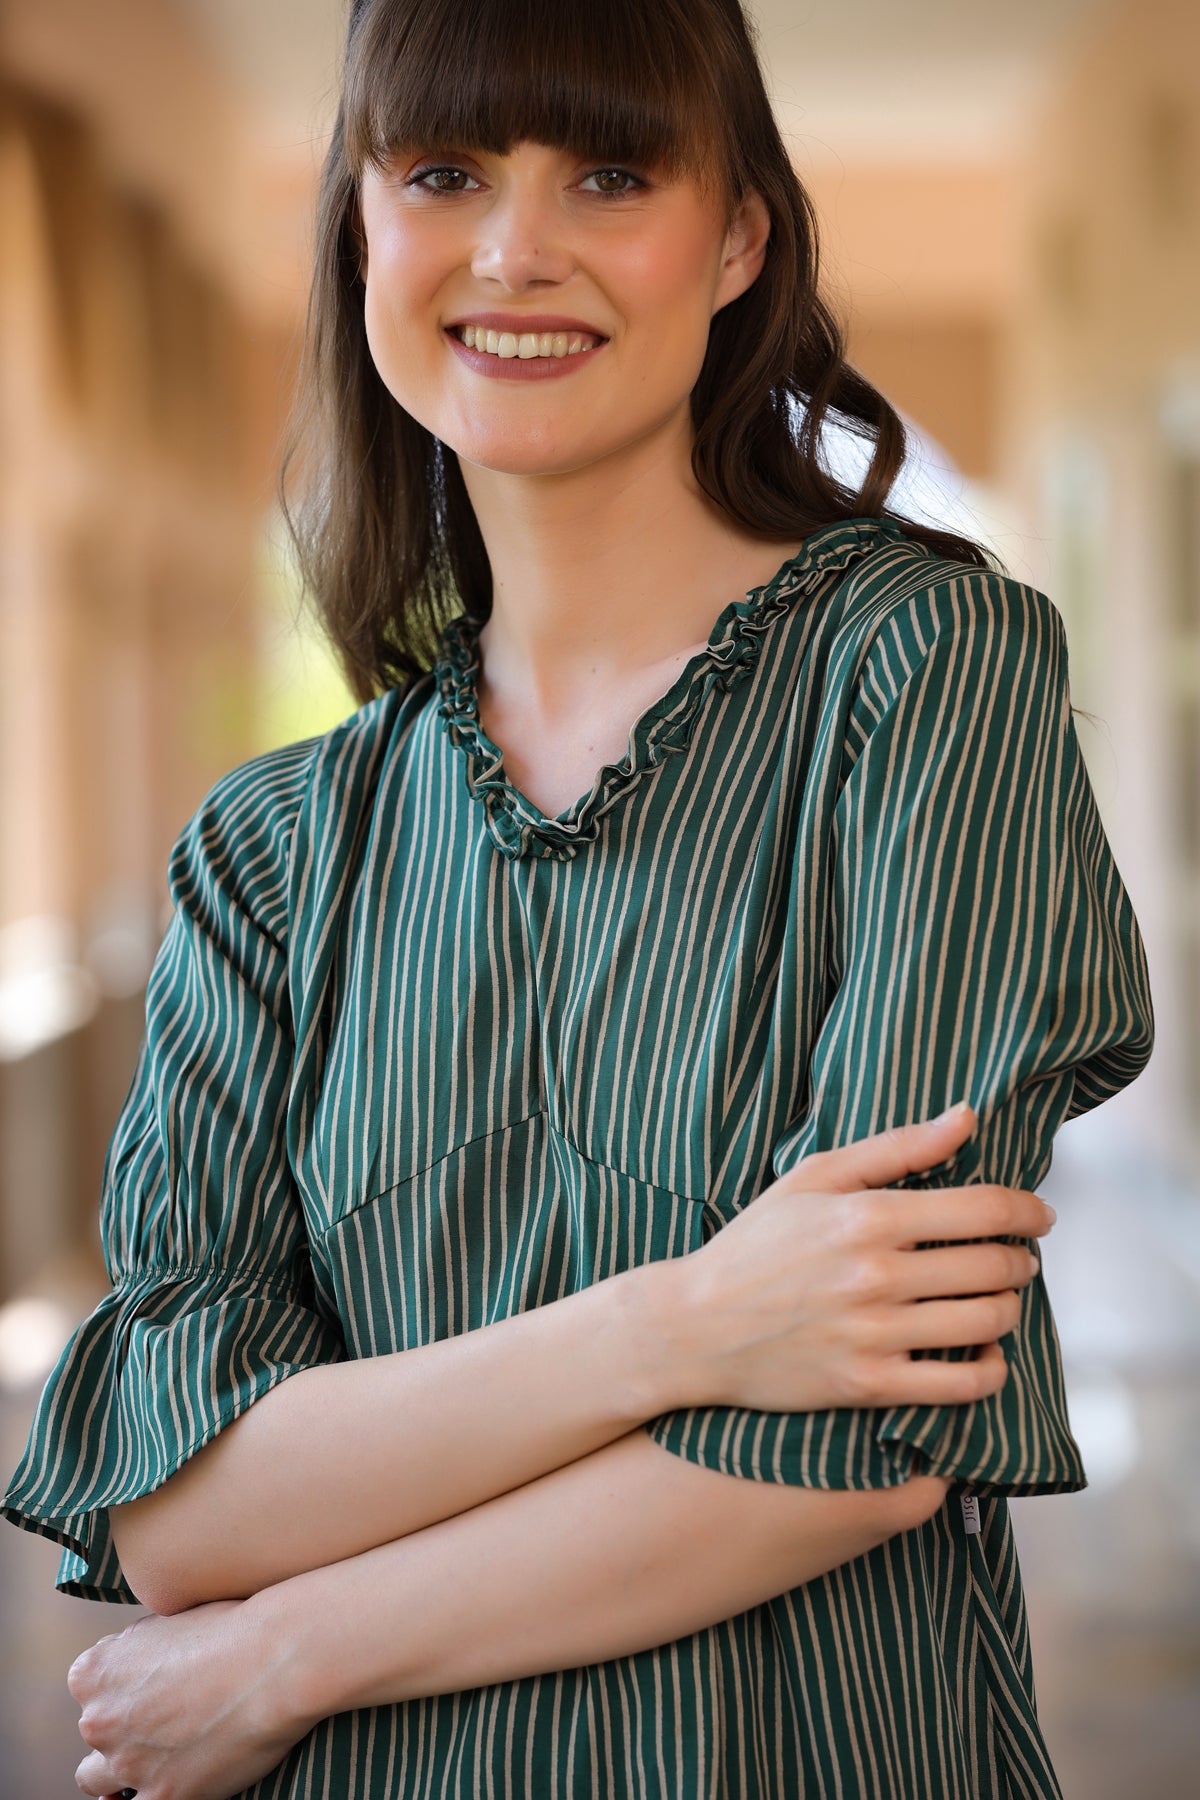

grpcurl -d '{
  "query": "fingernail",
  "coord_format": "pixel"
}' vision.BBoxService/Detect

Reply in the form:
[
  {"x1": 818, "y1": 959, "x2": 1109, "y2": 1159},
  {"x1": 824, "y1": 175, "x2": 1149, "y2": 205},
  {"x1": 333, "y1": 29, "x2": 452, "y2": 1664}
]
[
  {"x1": 932, "y1": 1100, "x2": 972, "y2": 1122},
  {"x1": 1042, "y1": 1202, "x2": 1057, "y2": 1224}
]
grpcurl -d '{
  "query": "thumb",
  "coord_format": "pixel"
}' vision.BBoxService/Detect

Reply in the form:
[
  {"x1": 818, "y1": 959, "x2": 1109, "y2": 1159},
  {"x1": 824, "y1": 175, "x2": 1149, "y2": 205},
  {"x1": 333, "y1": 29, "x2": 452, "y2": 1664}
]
[{"x1": 785, "y1": 1103, "x2": 976, "y2": 1193}]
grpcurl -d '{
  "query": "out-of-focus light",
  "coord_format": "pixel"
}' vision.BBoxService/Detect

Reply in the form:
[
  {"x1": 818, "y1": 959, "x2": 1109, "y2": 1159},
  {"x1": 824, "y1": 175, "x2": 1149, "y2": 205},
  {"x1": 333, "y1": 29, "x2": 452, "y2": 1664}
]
[
  {"x1": 0, "y1": 917, "x2": 99, "y2": 1061},
  {"x1": 84, "y1": 921, "x2": 155, "y2": 998},
  {"x1": 0, "y1": 966, "x2": 99, "y2": 1060},
  {"x1": 1067, "y1": 1371, "x2": 1140, "y2": 1492},
  {"x1": 82, "y1": 892, "x2": 159, "y2": 999},
  {"x1": 805, "y1": 402, "x2": 1027, "y2": 572},
  {"x1": 0, "y1": 1296, "x2": 73, "y2": 1390}
]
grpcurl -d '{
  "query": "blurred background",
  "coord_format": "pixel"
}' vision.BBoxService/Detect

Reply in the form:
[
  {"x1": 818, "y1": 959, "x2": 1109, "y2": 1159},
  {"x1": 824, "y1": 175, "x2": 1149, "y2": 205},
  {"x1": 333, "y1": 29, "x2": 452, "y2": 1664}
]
[{"x1": 0, "y1": 0, "x2": 1197, "y2": 1792}]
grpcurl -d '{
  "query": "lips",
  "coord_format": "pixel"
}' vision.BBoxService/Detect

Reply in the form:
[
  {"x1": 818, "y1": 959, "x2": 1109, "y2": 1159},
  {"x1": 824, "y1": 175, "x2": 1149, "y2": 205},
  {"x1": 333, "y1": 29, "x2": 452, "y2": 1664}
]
[{"x1": 445, "y1": 326, "x2": 606, "y2": 380}]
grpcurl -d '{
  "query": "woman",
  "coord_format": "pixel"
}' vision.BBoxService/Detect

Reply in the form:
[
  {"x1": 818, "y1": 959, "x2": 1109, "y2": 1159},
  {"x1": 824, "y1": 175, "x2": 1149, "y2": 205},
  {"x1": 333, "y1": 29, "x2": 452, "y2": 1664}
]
[{"x1": 2, "y1": 1, "x2": 1154, "y2": 1796}]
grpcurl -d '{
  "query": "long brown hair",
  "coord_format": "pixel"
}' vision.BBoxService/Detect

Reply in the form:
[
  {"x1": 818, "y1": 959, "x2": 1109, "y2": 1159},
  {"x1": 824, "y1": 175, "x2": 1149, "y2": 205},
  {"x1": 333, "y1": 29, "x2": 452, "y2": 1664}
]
[{"x1": 279, "y1": 0, "x2": 1007, "y2": 705}]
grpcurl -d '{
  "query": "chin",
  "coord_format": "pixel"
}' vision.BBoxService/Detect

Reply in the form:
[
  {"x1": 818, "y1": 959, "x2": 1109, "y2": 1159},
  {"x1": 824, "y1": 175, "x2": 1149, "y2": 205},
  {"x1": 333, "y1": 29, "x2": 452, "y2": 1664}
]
[{"x1": 449, "y1": 429, "x2": 613, "y2": 479}]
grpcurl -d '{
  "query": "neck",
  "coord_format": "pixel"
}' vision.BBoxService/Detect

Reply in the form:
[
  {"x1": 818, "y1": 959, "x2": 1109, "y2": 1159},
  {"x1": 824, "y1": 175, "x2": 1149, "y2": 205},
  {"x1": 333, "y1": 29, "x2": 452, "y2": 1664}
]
[{"x1": 457, "y1": 409, "x2": 802, "y2": 726}]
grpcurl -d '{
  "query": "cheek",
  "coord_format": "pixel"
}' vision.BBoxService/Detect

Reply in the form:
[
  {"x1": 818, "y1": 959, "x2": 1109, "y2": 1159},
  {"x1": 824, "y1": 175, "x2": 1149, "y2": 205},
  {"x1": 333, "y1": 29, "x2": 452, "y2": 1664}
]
[
  {"x1": 360, "y1": 225, "x2": 443, "y2": 390},
  {"x1": 617, "y1": 235, "x2": 720, "y2": 366},
  {"x1": 362, "y1": 274, "x2": 402, "y2": 386}
]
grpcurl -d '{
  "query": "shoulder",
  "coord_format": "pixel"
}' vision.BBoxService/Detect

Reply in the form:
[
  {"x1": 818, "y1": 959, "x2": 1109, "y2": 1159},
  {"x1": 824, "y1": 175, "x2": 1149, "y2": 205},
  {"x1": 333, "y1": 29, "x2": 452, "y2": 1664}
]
[
  {"x1": 828, "y1": 539, "x2": 1070, "y2": 718},
  {"x1": 170, "y1": 680, "x2": 425, "y2": 946}
]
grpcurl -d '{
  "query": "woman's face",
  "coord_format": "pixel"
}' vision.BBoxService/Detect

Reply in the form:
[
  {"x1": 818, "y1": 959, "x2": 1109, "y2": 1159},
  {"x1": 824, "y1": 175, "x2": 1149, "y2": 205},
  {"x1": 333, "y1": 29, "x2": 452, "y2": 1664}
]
[{"x1": 355, "y1": 139, "x2": 769, "y2": 478}]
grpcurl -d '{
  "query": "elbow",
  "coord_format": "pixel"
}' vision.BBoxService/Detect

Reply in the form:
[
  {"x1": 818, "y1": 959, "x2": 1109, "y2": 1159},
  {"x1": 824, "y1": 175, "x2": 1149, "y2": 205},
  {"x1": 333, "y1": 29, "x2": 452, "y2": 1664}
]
[
  {"x1": 131, "y1": 1573, "x2": 196, "y2": 1617},
  {"x1": 127, "y1": 1563, "x2": 248, "y2": 1616},
  {"x1": 113, "y1": 1546, "x2": 195, "y2": 1617},
  {"x1": 108, "y1": 1497, "x2": 209, "y2": 1616},
  {"x1": 109, "y1": 1497, "x2": 271, "y2": 1612}
]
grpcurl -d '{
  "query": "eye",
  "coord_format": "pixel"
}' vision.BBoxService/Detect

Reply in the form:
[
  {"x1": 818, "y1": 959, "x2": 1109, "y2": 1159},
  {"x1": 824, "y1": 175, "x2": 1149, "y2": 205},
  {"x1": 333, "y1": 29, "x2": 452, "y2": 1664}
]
[
  {"x1": 580, "y1": 167, "x2": 645, "y2": 200},
  {"x1": 407, "y1": 164, "x2": 479, "y2": 194}
]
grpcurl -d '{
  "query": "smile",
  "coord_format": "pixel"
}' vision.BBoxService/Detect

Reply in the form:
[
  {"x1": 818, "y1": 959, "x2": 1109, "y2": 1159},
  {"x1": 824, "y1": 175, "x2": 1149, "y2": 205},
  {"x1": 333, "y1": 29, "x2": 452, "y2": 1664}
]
[
  {"x1": 454, "y1": 325, "x2": 606, "y2": 359},
  {"x1": 445, "y1": 327, "x2": 607, "y2": 382}
]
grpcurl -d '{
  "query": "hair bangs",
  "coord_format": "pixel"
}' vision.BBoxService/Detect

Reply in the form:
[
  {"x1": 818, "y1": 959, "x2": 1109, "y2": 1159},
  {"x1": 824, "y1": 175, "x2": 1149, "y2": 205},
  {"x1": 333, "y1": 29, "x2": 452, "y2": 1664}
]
[{"x1": 342, "y1": 0, "x2": 735, "y2": 206}]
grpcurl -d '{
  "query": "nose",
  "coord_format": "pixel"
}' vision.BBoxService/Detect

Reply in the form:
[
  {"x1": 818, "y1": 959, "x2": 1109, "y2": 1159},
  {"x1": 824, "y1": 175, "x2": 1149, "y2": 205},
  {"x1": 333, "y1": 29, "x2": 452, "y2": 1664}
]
[{"x1": 469, "y1": 182, "x2": 574, "y2": 292}]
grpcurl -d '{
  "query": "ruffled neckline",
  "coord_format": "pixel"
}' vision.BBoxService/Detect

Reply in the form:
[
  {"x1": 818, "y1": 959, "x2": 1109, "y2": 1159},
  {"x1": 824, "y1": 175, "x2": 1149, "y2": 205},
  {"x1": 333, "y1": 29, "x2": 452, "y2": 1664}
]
[{"x1": 433, "y1": 515, "x2": 908, "y2": 861}]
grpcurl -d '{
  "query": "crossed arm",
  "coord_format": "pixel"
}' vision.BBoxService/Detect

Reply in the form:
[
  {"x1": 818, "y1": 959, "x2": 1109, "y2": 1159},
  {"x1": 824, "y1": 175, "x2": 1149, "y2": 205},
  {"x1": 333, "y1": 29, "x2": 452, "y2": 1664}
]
[
  {"x1": 107, "y1": 1249, "x2": 947, "y2": 1716},
  {"x1": 78, "y1": 1122, "x2": 1031, "y2": 1792},
  {"x1": 248, "y1": 1422, "x2": 945, "y2": 1730},
  {"x1": 72, "y1": 1399, "x2": 944, "y2": 1799}
]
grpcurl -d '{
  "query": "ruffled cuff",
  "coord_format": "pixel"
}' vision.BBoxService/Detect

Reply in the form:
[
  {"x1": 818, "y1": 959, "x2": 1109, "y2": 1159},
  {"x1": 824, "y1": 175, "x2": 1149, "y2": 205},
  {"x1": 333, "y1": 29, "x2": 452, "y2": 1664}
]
[
  {"x1": 644, "y1": 1397, "x2": 1086, "y2": 1496},
  {"x1": 1, "y1": 1261, "x2": 347, "y2": 1602},
  {"x1": 644, "y1": 1314, "x2": 1087, "y2": 1499}
]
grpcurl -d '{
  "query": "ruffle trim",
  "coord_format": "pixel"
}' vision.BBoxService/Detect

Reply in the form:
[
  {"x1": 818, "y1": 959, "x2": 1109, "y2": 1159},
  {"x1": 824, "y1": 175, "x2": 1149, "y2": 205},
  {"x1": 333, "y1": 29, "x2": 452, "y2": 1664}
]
[
  {"x1": 0, "y1": 1264, "x2": 346, "y2": 1602},
  {"x1": 433, "y1": 516, "x2": 908, "y2": 861}
]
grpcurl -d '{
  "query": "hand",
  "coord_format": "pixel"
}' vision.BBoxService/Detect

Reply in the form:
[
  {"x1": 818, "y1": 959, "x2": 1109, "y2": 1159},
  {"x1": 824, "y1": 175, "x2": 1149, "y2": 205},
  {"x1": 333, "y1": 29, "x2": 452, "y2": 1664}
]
[
  {"x1": 68, "y1": 1598, "x2": 314, "y2": 1800},
  {"x1": 672, "y1": 1103, "x2": 1055, "y2": 1414}
]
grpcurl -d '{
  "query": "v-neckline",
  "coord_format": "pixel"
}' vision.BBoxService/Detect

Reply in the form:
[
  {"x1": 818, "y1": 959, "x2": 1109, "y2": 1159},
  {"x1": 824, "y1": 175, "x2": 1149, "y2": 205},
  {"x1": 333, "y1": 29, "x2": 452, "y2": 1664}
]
[{"x1": 432, "y1": 516, "x2": 908, "y2": 862}]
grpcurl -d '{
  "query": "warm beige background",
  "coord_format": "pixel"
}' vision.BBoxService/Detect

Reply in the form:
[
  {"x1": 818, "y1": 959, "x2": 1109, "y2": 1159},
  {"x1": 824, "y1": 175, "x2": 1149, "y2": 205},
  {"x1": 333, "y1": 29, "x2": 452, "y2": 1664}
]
[{"x1": 1, "y1": 1, "x2": 1197, "y2": 1792}]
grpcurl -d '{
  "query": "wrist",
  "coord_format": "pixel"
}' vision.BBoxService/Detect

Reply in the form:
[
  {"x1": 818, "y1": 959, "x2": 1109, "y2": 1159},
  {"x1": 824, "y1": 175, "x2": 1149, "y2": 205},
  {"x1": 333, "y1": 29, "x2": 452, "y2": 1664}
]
[
  {"x1": 249, "y1": 1545, "x2": 439, "y2": 1716},
  {"x1": 618, "y1": 1253, "x2": 709, "y2": 1419},
  {"x1": 246, "y1": 1571, "x2": 345, "y2": 1736}
]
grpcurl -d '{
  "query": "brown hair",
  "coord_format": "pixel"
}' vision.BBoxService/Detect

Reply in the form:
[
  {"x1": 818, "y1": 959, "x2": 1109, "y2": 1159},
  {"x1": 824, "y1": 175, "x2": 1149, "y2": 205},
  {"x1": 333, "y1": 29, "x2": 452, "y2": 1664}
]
[{"x1": 279, "y1": 0, "x2": 1007, "y2": 705}]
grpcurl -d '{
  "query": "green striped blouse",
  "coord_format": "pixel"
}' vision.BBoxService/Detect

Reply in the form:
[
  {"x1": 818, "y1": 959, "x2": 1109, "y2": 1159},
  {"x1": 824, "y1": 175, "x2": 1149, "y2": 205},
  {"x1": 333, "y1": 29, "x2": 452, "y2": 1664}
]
[{"x1": 3, "y1": 517, "x2": 1155, "y2": 1798}]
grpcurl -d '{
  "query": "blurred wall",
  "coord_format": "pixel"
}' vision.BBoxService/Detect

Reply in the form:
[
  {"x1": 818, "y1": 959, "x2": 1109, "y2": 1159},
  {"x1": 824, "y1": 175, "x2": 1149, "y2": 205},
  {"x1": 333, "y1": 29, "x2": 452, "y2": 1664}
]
[
  {"x1": 0, "y1": 0, "x2": 305, "y2": 1300},
  {"x1": 806, "y1": 164, "x2": 1021, "y2": 484},
  {"x1": 1004, "y1": 0, "x2": 1199, "y2": 1177}
]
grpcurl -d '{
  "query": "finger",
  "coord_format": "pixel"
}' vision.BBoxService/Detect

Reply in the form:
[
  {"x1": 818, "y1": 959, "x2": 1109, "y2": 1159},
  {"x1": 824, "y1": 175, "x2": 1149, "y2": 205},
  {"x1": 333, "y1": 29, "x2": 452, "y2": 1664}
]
[
  {"x1": 884, "y1": 1291, "x2": 1025, "y2": 1352},
  {"x1": 860, "y1": 1341, "x2": 1009, "y2": 1407},
  {"x1": 874, "y1": 1184, "x2": 1053, "y2": 1248},
  {"x1": 787, "y1": 1105, "x2": 977, "y2": 1194},
  {"x1": 74, "y1": 1751, "x2": 123, "y2": 1796},
  {"x1": 889, "y1": 1240, "x2": 1040, "y2": 1301}
]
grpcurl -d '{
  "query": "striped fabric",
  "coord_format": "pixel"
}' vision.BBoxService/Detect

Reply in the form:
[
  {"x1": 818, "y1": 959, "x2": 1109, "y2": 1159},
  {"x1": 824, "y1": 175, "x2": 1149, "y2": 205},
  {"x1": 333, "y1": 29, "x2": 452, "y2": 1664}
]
[{"x1": 3, "y1": 516, "x2": 1154, "y2": 1797}]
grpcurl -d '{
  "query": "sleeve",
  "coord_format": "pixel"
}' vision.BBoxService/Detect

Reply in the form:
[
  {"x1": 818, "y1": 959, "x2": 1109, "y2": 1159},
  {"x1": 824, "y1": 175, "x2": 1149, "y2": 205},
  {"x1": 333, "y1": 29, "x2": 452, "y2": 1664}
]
[
  {"x1": 644, "y1": 572, "x2": 1155, "y2": 1497},
  {"x1": 1, "y1": 743, "x2": 348, "y2": 1601}
]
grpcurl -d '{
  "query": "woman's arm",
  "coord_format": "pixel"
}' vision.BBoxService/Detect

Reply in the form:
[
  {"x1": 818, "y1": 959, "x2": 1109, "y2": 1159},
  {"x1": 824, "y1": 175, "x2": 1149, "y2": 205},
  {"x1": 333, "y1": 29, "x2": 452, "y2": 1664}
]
[
  {"x1": 71, "y1": 1427, "x2": 950, "y2": 1799},
  {"x1": 110, "y1": 1107, "x2": 1039, "y2": 1614},
  {"x1": 109, "y1": 1255, "x2": 674, "y2": 1616},
  {"x1": 268, "y1": 1428, "x2": 949, "y2": 1718}
]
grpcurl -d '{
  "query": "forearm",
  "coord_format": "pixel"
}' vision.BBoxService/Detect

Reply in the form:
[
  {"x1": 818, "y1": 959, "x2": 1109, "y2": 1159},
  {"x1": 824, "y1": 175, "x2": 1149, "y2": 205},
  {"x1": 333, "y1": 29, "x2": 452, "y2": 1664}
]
[
  {"x1": 110, "y1": 1260, "x2": 686, "y2": 1613},
  {"x1": 256, "y1": 1425, "x2": 943, "y2": 1725}
]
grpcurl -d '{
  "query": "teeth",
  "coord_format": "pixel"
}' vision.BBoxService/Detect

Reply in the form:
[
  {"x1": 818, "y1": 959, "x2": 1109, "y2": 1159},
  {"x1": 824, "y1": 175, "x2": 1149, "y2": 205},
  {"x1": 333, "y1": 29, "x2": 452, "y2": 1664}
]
[{"x1": 458, "y1": 325, "x2": 601, "y2": 359}]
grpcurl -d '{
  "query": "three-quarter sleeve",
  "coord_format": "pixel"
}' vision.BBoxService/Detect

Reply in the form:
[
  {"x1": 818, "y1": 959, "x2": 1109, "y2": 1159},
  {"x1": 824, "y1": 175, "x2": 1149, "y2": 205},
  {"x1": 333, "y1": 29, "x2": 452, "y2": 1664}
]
[
  {"x1": 645, "y1": 570, "x2": 1155, "y2": 1496},
  {"x1": 1, "y1": 744, "x2": 347, "y2": 1602}
]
